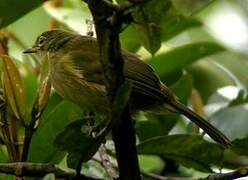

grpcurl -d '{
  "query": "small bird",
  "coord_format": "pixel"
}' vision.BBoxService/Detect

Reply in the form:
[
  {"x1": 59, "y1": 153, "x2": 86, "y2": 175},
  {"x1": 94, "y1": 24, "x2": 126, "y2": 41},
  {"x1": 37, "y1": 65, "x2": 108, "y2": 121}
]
[{"x1": 24, "y1": 30, "x2": 230, "y2": 147}]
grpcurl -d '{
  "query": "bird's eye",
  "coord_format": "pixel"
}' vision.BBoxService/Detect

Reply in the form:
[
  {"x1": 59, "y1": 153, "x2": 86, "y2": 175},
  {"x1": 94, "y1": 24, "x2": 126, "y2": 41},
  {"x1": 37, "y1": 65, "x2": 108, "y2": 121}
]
[{"x1": 38, "y1": 36, "x2": 46, "y2": 46}]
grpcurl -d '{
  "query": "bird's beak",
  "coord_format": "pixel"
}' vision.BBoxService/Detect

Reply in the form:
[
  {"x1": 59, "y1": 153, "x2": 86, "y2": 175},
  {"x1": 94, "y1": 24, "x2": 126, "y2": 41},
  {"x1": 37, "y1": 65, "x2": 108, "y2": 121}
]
[{"x1": 23, "y1": 46, "x2": 40, "y2": 54}]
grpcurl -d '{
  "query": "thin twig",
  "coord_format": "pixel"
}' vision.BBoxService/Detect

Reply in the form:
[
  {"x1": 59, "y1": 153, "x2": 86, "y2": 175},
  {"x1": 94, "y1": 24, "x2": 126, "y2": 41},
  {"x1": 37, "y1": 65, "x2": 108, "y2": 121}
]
[
  {"x1": 98, "y1": 145, "x2": 118, "y2": 179},
  {"x1": 0, "y1": 162, "x2": 102, "y2": 180}
]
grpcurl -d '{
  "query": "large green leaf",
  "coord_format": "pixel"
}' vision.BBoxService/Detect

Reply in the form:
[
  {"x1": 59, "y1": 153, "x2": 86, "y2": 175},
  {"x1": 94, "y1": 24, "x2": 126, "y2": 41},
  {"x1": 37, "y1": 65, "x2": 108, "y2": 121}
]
[
  {"x1": 148, "y1": 42, "x2": 224, "y2": 78},
  {"x1": 0, "y1": 0, "x2": 43, "y2": 28},
  {"x1": 28, "y1": 93, "x2": 83, "y2": 164},
  {"x1": 137, "y1": 134, "x2": 224, "y2": 172}
]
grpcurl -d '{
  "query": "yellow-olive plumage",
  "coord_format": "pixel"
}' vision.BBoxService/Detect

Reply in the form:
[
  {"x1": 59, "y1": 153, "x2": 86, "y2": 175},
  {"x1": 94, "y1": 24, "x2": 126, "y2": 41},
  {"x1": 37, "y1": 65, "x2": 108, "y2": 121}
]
[{"x1": 24, "y1": 30, "x2": 230, "y2": 147}]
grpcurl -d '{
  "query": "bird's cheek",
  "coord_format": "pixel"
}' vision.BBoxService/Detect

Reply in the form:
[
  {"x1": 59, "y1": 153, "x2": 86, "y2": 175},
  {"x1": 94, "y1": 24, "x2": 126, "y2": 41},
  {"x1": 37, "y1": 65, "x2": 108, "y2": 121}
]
[{"x1": 37, "y1": 50, "x2": 47, "y2": 59}]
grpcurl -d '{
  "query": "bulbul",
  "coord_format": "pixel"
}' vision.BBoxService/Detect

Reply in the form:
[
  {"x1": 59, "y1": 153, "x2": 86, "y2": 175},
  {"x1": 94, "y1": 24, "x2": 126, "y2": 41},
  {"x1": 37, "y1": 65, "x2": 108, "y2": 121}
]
[{"x1": 24, "y1": 30, "x2": 230, "y2": 147}]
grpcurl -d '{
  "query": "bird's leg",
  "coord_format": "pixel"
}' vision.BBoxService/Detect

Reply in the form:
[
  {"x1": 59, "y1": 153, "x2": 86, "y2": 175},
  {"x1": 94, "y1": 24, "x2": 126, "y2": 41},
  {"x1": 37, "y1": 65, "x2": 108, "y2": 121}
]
[
  {"x1": 84, "y1": 112, "x2": 107, "y2": 138},
  {"x1": 84, "y1": 111, "x2": 98, "y2": 137}
]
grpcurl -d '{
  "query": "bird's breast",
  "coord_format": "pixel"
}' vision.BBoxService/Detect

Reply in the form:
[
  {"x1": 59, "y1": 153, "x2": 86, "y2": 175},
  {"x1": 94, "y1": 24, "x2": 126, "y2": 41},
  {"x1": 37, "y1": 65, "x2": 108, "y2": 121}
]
[{"x1": 48, "y1": 54, "x2": 109, "y2": 113}]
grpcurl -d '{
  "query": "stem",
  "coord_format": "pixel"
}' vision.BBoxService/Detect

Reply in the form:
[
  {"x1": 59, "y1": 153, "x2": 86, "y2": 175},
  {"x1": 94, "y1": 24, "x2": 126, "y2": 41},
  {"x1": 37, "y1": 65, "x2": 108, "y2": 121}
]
[
  {"x1": 0, "y1": 162, "x2": 101, "y2": 180},
  {"x1": 21, "y1": 126, "x2": 33, "y2": 162},
  {"x1": 85, "y1": 1, "x2": 141, "y2": 179},
  {"x1": 112, "y1": 114, "x2": 140, "y2": 180},
  {"x1": 10, "y1": 115, "x2": 20, "y2": 161},
  {"x1": 0, "y1": 105, "x2": 15, "y2": 161}
]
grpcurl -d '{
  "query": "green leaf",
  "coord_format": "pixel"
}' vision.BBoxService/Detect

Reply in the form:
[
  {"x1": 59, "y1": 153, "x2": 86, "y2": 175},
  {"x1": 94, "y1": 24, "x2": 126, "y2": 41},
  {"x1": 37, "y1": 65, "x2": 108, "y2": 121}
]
[
  {"x1": 209, "y1": 104, "x2": 248, "y2": 141},
  {"x1": 160, "y1": 11, "x2": 202, "y2": 41},
  {"x1": 1, "y1": 55, "x2": 26, "y2": 121},
  {"x1": 28, "y1": 93, "x2": 83, "y2": 164},
  {"x1": 0, "y1": 0, "x2": 43, "y2": 28},
  {"x1": 148, "y1": 42, "x2": 224, "y2": 77},
  {"x1": 138, "y1": 155, "x2": 164, "y2": 172},
  {"x1": 120, "y1": 25, "x2": 141, "y2": 53},
  {"x1": 54, "y1": 120, "x2": 104, "y2": 169},
  {"x1": 137, "y1": 134, "x2": 224, "y2": 172},
  {"x1": 231, "y1": 137, "x2": 248, "y2": 156}
]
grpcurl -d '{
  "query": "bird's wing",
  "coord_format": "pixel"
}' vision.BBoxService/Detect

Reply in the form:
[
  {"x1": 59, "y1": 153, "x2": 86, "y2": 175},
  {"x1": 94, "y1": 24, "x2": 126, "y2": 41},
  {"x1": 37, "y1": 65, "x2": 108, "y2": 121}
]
[{"x1": 66, "y1": 35, "x2": 166, "y2": 101}]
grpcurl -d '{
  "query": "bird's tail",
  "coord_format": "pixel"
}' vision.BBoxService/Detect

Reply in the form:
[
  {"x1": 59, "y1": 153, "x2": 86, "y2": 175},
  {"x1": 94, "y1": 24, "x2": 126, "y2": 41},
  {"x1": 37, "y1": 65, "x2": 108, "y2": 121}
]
[{"x1": 170, "y1": 100, "x2": 231, "y2": 147}]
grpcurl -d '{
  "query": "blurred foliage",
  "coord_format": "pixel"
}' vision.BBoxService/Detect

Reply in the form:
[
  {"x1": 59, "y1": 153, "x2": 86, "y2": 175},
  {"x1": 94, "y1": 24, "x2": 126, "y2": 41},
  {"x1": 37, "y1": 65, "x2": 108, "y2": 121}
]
[{"x1": 0, "y1": 0, "x2": 248, "y2": 179}]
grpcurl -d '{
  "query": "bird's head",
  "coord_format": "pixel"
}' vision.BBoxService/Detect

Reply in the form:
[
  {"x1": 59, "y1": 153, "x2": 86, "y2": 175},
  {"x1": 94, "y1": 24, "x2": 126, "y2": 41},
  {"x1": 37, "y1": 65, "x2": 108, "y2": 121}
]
[{"x1": 23, "y1": 30, "x2": 73, "y2": 56}]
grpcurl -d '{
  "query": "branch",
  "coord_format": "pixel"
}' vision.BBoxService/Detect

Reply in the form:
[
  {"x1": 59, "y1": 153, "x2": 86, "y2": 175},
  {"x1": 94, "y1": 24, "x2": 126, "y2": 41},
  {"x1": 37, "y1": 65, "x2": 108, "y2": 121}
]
[
  {"x1": 98, "y1": 145, "x2": 118, "y2": 179},
  {"x1": 204, "y1": 167, "x2": 248, "y2": 180},
  {"x1": 83, "y1": 0, "x2": 141, "y2": 179},
  {"x1": 0, "y1": 162, "x2": 102, "y2": 180}
]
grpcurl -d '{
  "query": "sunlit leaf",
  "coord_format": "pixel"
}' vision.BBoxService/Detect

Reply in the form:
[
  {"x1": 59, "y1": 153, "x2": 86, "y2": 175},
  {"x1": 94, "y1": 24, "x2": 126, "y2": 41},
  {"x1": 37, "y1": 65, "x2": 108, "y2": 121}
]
[
  {"x1": 148, "y1": 42, "x2": 224, "y2": 77},
  {"x1": 1, "y1": 55, "x2": 26, "y2": 121}
]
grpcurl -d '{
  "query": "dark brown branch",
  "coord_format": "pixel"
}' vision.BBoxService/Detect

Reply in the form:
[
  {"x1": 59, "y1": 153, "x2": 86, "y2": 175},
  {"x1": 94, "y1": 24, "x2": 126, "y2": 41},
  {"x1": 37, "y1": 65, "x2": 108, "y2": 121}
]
[
  {"x1": 83, "y1": 0, "x2": 141, "y2": 180},
  {"x1": 0, "y1": 162, "x2": 102, "y2": 180}
]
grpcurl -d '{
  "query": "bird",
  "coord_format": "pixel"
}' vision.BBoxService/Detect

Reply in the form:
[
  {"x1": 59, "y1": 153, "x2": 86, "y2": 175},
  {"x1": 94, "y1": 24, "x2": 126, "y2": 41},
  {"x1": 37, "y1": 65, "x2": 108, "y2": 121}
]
[{"x1": 24, "y1": 29, "x2": 230, "y2": 147}]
